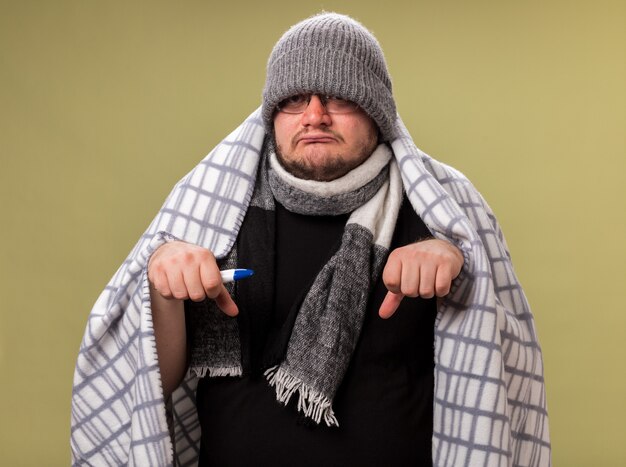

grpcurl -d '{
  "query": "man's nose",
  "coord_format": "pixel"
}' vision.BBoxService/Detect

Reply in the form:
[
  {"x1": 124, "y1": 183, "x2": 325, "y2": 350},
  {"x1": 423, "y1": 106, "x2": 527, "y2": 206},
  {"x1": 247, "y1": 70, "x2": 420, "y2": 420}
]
[{"x1": 301, "y1": 95, "x2": 332, "y2": 127}]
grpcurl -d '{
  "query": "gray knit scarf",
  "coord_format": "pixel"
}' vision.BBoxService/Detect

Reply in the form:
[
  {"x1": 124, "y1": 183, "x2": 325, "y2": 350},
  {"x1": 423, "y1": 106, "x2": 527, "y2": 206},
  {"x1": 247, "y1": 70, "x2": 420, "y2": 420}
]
[{"x1": 186, "y1": 143, "x2": 402, "y2": 426}]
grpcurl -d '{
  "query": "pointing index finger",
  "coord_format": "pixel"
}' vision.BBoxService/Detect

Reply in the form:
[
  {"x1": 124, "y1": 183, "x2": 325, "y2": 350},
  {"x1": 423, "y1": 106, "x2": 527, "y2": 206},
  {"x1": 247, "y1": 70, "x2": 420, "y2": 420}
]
[{"x1": 379, "y1": 291, "x2": 404, "y2": 319}]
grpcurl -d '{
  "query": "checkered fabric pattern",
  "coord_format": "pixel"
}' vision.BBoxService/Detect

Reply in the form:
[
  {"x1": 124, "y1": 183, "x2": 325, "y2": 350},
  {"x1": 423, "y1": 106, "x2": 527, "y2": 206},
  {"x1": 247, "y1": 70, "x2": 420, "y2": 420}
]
[
  {"x1": 391, "y1": 118, "x2": 550, "y2": 466},
  {"x1": 71, "y1": 110, "x2": 265, "y2": 466},
  {"x1": 71, "y1": 108, "x2": 550, "y2": 466}
]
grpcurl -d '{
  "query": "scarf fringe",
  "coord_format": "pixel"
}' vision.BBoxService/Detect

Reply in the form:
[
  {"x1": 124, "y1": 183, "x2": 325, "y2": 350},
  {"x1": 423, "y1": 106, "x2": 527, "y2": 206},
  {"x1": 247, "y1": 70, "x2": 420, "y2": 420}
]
[
  {"x1": 264, "y1": 365, "x2": 339, "y2": 427},
  {"x1": 188, "y1": 365, "x2": 242, "y2": 378}
]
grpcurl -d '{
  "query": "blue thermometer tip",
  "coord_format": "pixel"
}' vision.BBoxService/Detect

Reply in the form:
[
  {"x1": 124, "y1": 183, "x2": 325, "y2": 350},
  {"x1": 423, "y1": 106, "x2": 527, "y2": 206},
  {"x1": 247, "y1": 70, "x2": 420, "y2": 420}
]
[
  {"x1": 233, "y1": 269, "x2": 254, "y2": 281},
  {"x1": 220, "y1": 268, "x2": 255, "y2": 283}
]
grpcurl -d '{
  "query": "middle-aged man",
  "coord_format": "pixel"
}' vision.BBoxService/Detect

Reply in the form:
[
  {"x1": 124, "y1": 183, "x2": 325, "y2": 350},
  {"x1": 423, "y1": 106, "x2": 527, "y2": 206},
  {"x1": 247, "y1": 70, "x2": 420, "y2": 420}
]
[{"x1": 71, "y1": 12, "x2": 550, "y2": 467}]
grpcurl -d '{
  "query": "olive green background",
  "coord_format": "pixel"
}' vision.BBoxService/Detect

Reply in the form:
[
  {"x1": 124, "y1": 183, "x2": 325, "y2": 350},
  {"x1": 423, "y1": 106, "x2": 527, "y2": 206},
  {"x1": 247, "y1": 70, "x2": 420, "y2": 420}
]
[{"x1": 1, "y1": 0, "x2": 624, "y2": 465}]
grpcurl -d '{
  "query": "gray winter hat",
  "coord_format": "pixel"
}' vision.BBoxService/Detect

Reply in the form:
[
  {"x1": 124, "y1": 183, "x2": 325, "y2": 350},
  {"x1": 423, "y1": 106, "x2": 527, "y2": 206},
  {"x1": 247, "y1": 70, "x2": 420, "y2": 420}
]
[{"x1": 262, "y1": 13, "x2": 397, "y2": 141}]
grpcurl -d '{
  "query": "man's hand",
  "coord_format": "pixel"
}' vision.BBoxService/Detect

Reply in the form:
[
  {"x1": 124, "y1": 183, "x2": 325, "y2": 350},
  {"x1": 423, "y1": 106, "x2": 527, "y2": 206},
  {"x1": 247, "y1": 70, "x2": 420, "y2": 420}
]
[
  {"x1": 379, "y1": 239, "x2": 463, "y2": 319},
  {"x1": 148, "y1": 241, "x2": 239, "y2": 317}
]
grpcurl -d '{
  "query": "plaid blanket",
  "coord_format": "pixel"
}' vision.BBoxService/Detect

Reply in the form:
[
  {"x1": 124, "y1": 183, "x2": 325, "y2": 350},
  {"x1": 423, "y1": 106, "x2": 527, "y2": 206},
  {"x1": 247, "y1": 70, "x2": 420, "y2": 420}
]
[{"x1": 71, "y1": 108, "x2": 551, "y2": 466}]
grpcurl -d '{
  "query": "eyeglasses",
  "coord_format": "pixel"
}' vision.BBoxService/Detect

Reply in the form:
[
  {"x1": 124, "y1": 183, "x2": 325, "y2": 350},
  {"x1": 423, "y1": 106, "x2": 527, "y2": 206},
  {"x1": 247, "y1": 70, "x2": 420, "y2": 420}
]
[{"x1": 276, "y1": 94, "x2": 360, "y2": 114}]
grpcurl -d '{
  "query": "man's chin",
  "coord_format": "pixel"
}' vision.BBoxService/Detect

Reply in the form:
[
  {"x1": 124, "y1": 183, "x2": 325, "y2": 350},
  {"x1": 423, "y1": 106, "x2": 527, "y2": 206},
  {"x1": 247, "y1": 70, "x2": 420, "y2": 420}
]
[
  {"x1": 279, "y1": 157, "x2": 351, "y2": 182},
  {"x1": 292, "y1": 166, "x2": 345, "y2": 182},
  {"x1": 275, "y1": 142, "x2": 367, "y2": 181}
]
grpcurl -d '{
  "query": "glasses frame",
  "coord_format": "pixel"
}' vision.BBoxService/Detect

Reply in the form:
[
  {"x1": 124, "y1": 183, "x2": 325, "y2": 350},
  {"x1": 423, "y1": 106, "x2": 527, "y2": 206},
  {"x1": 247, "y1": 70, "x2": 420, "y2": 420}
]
[{"x1": 276, "y1": 93, "x2": 360, "y2": 115}]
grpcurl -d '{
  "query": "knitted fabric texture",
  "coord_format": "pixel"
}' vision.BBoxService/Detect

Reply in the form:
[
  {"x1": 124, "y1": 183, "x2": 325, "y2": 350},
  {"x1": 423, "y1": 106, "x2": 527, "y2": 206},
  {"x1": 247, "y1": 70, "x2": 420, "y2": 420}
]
[
  {"x1": 268, "y1": 143, "x2": 391, "y2": 215},
  {"x1": 70, "y1": 108, "x2": 551, "y2": 466},
  {"x1": 262, "y1": 12, "x2": 397, "y2": 141},
  {"x1": 266, "y1": 144, "x2": 400, "y2": 425}
]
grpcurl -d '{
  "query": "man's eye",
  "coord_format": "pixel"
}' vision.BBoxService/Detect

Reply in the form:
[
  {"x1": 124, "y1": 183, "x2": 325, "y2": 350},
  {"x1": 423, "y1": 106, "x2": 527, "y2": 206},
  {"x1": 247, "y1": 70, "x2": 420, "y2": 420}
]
[
  {"x1": 327, "y1": 96, "x2": 348, "y2": 104},
  {"x1": 287, "y1": 95, "x2": 308, "y2": 104}
]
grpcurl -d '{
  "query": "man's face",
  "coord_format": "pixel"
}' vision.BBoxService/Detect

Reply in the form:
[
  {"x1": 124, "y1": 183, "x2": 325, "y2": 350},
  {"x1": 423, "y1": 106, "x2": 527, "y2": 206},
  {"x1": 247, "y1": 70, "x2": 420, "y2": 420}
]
[{"x1": 273, "y1": 95, "x2": 379, "y2": 182}]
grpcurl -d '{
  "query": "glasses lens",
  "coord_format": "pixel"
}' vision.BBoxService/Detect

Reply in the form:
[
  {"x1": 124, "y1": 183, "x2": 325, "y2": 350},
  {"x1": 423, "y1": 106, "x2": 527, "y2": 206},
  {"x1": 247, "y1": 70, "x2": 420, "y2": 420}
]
[
  {"x1": 324, "y1": 96, "x2": 358, "y2": 114},
  {"x1": 278, "y1": 95, "x2": 309, "y2": 113}
]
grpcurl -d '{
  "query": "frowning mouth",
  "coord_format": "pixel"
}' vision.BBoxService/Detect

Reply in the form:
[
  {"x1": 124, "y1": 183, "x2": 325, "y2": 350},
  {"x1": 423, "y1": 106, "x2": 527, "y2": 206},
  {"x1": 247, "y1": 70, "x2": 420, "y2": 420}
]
[
  {"x1": 293, "y1": 129, "x2": 344, "y2": 147},
  {"x1": 297, "y1": 135, "x2": 337, "y2": 144}
]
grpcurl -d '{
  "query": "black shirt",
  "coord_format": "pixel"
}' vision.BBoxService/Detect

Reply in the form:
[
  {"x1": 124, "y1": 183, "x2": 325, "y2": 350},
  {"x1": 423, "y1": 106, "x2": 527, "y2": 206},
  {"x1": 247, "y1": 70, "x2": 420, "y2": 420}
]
[{"x1": 196, "y1": 197, "x2": 436, "y2": 466}]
